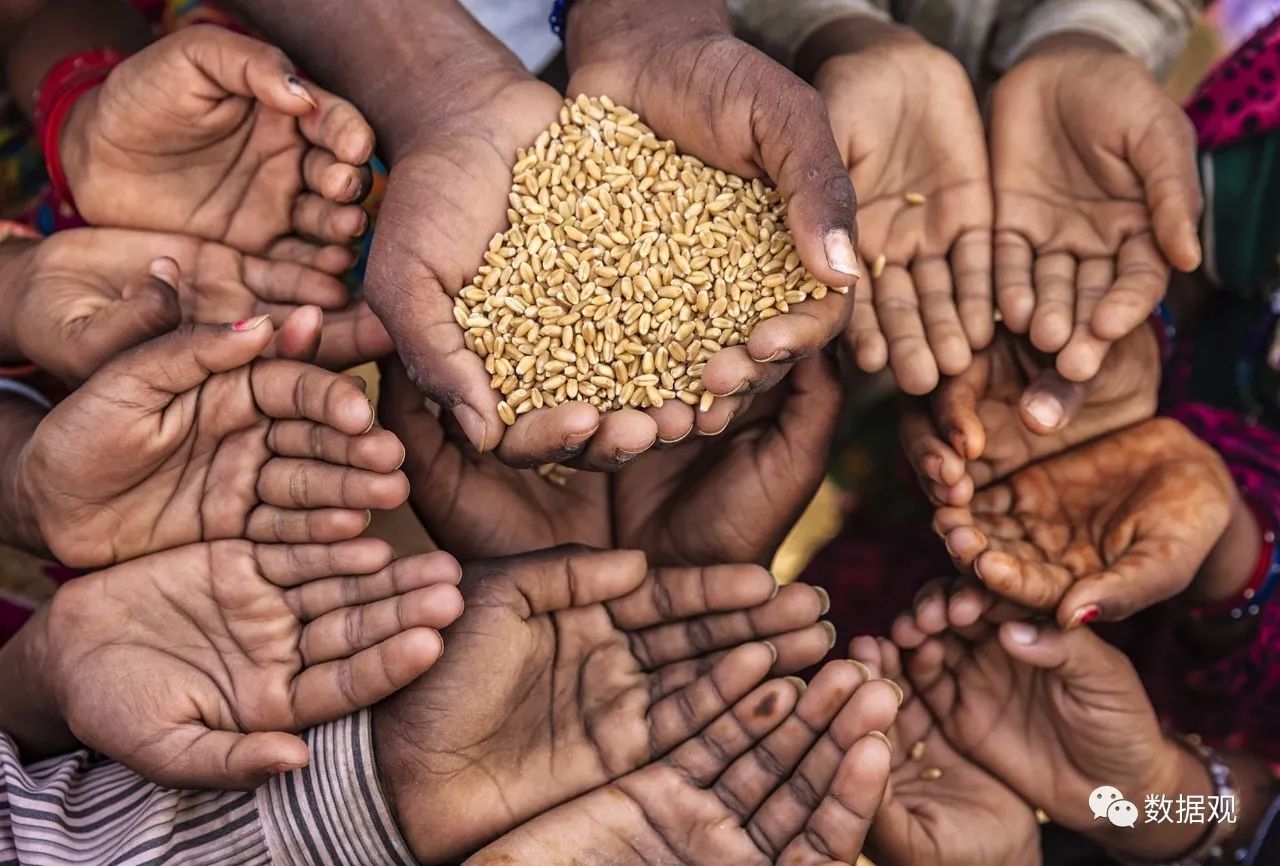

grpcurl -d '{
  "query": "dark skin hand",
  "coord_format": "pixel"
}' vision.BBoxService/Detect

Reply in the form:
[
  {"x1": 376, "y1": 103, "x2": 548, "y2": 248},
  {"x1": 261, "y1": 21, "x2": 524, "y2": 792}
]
[
  {"x1": 467, "y1": 660, "x2": 898, "y2": 866},
  {"x1": 935, "y1": 418, "x2": 1236, "y2": 628},
  {"x1": 849, "y1": 635, "x2": 1041, "y2": 866},
  {"x1": 803, "y1": 17, "x2": 993, "y2": 395},
  {"x1": 900, "y1": 323, "x2": 1159, "y2": 505},
  {"x1": 15, "y1": 318, "x2": 408, "y2": 568},
  {"x1": 372, "y1": 547, "x2": 839, "y2": 863},
  {"x1": 380, "y1": 353, "x2": 840, "y2": 567},
  {"x1": 0, "y1": 539, "x2": 461, "y2": 789},
  {"x1": 991, "y1": 35, "x2": 1201, "y2": 382}
]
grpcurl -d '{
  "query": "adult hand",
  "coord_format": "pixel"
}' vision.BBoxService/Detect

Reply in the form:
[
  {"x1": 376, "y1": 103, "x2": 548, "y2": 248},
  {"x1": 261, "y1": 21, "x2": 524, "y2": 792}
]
[
  {"x1": 467, "y1": 660, "x2": 898, "y2": 866},
  {"x1": 849, "y1": 635, "x2": 1041, "y2": 866},
  {"x1": 565, "y1": 0, "x2": 858, "y2": 419},
  {"x1": 371, "y1": 547, "x2": 836, "y2": 862},
  {"x1": 806, "y1": 19, "x2": 993, "y2": 394},
  {"x1": 61, "y1": 25, "x2": 372, "y2": 261},
  {"x1": 990, "y1": 35, "x2": 1201, "y2": 381},
  {"x1": 17, "y1": 318, "x2": 408, "y2": 567},
  {"x1": 20, "y1": 539, "x2": 459, "y2": 789},
  {"x1": 0, "y1": 227, "x2": 384, "y2": 381},
  {"x1": 935, "y1": 418, "x2": 1235, "y2": 627},
  {"x1": 900, "y1": 324, "x2": 1158, "y2": 505}
]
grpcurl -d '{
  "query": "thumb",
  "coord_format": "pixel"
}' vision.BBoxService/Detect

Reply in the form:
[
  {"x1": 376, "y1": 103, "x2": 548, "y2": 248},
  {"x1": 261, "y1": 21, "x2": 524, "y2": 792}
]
[
  {"x1": 483, "y1": 547, "x2": 648, "y2": 618},
  {"x1": 274, "y1": 305, "x2": 324, "y2": 363},
  {"x1": 1130, "y1": 109, "x2": 1203, "y2": 273},
  {"x1": 1055, "y1": 538, "x2": 1200, "y2": 630},
  {"x1": 997, "y1": 620, "x2": 1126, "y2": 685},
  {"x1": 1018, "y1": 366, "x2": 1089, "y2": 435},
  {"x1": 147, "y1": 728, "x2": 309, "y2": 791},
  {"x1": 56, "y1": 258, "x2": 181, "y2": 382},
  {"x1": 178, "y1": 25, "x2": 316, "y2": 116}
]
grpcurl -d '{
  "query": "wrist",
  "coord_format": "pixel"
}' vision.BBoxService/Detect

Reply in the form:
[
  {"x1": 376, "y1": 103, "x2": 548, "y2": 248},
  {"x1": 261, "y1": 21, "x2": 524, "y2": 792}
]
[
  {"x1": 0, "y1": 604, "x2": 74, "y2": 757},
  {"x1": 796, "y1": 16, "x2": 923, "y2": 82},
  {"x1": 1017, "y1": 32, "x2": 1126, "y2": 63},
  {"x1": 566, "y1": 0, "x2": 729, "y2": 71},
  {"x1": 370, "y1": 703, "x2": 427, "y2": 861},
  {"x1": 0, "y1": 400, "x2": 46, "y2": 554},
  {"x1": 1192, "y1": 490, "x2": 1266, "y2": 606}
]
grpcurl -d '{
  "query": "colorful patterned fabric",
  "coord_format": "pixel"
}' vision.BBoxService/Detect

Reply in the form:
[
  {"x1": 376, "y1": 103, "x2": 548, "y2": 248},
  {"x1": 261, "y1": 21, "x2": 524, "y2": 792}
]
[{"x1": 1187, "y1": 14, "x2": 1280, "y2": 149}]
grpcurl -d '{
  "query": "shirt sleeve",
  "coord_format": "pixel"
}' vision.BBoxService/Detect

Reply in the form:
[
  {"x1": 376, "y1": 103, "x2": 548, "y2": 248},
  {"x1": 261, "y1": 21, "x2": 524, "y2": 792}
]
[
  {"x1": 992, "y1": 0, "x2": 1204, "y2": 78},
  {"x1": 727, "y1": 0, "x2": 891, "y2": 67},
  {"x1": 0, "y1": 711, "x2": 415, "y2": 866}
]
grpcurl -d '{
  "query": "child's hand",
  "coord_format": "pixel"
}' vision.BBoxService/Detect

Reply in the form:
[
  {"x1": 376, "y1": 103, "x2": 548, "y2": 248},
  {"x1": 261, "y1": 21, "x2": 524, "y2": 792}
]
[
  {"x1": 36, "y1": 539, "x2": 462, "y2": 789},
  {"x1": 899, "y1": 324, "x2": 1158, "y2": 505},
  {"x1": 809, "y1": 22, "x2": 993, "y2": 394},
  {"x1": 934, "y1": 418, "x2": 1235, "y2": 627},
  {"x1": 2, "y1": 227, "x2": 390, "y2": 381},
  {"x1": 850, "y1": 635, "x2": 1041, "y2": 866},
  {"x1": 59, "y1": 26, "x2": 373, "y2": 259},
  {"x1": 990, "y1": 37, "x2": 1201, "y2": 381},
  {"x1": 18, "y1": 318, "x2": 409, "y2": 568}
]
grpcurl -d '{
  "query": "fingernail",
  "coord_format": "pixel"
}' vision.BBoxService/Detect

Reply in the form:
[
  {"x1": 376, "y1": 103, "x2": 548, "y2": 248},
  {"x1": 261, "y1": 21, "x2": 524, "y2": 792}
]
[
  {"x1": 269, "y1": 762, "x2": 298, "y2": 775},
  {"x1": 763, "y1": 641, "x2": 779, "y2": 664},
  {"x1": 877, "y1": 677, "x2": 905, "y2": 706},
  {"x1": 813, "y1": 586, "x2": 831, "y2": 615},
  {"x1": 231, "y1": 314, "x2": 271, "y2": 332},
  {"x1": 731, "y1": 378, "x2": 752, "y2": 396},
  {"x1": 768, "y1": 580, "x2": 781, "y2": 600},
  {"x1": 866, "y1": 730, "x2": 892, "y2": 752},
  {"x1": 704, "y1": 410, "x2": 737, "y2": 438},
  {"x1": 824, "y1": 229, "x2": 861, "y2": 278},
  {"x1": 1068, "y1": 605, "x2": 1100, "y2": 630},
  {"x1": 1007, "y1": 621, "x2": 1038, "y2": 645},
  {"x1": 453, "y1": 404, "x2": 490, "y2": 452},
  {"x1": 821, "y1": 620, "x2": 837, "y2": 649},
  {"x1": 343, "y1": 174, "x2": 359, "y2": 202},
  {"x1": 286, "y1": 74, "x2": 317, "y2": 108},
  {"x1": 1024, "y1": 395, "x2": 1063, "y2": 430},
  {"x1": 147, "y1": 257, "x2": 179, "y2": 290},
  {"x1": 761, "y1": 348, "x2": 793, "y2": 363},
  {"x1": 848, "y1": 659, "x2": 871, "y2": 681},
  {"x1": 784, "y1": 675, "x2": 808, "y2": 695},
  {"x1": 362, "y1": 400, "x2": 376, "y2": 434}
]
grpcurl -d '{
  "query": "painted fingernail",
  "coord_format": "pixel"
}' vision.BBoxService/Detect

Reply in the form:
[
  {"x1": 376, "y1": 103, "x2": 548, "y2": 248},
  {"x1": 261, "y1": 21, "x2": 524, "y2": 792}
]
[
  {"x1": 813, "y1": 586, "x2": 831, "y2": 615},
  {"x1": 1024, "y1": 394, "x2": 1063, "y2": 430},
  {"x1": 285, "y1": 74, "x2": 317, "y2": 108},
  {"x1": 877, "y1": 677, "x2": 905, "y2": 706},
  {"x1": 821, "y1": 620, "x2": 837, "y2": 649},
  {"x1": 824, "y1": 229, "x2": 861, "y2": 278},
  {"x1": 452, "y1": 404, "x2": 490, "y2": 452},
  {"x1": 231, "y1": 314, "x2": 271, "y2": 332},
  {"x1": 784, "y1": 675, "x2": 808, "y2": 695},
  {"x1": 1006, "y1": 621, "x2": 1038, "y2": 645},
  {"x1": 1068, "y1": 605, "x2": 1100, "y2": 630}
]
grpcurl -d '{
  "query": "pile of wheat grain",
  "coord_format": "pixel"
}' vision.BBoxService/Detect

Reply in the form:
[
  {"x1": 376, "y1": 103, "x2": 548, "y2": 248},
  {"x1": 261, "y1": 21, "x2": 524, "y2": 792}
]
[{"x1": 453, "y1": 94, "x2": 841, "y2": 426}]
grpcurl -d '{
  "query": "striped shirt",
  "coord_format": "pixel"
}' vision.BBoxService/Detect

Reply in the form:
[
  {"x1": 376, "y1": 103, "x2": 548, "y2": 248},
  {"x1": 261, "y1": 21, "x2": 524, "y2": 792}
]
[
  {"x1": 0, "y1": 711, "x2": 416, "y2": 866},
  {"x1": 730, "y1": 0, "x2": 1205, "y2": 82}
]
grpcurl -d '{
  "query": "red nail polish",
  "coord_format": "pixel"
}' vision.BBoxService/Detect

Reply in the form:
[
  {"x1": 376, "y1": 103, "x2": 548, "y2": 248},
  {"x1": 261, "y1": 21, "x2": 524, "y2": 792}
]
[
  {"x1": 1073, "y1": 605, "x2": 1101, "y2": 628},
  {"x1": 231, "y1": 314, "x2": 270, "y2": 332}
]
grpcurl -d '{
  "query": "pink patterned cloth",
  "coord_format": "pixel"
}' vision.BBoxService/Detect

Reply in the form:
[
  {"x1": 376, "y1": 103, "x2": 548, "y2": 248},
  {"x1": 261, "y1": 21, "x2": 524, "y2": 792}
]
[{"x1": 1186, "y1": 15, "x2": 1280, "y2": 148}]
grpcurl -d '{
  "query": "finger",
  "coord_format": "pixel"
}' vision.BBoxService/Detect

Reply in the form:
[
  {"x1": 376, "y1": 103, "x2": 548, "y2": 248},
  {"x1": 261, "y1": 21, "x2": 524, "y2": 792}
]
[
  {"x1": 566, "y1": 408, "x2": 657, "y2": 471},
  {"x1": 874, "y1": 264, "x2": 937, "y2": 395},
  {"x1": 290, "y1": 627, "x2": 445, "y2": 726},
  {"x1": 285, "y1": 549, "x2": 461, "y2": 619},
  {"x1": 292, "y1": 194, "x2": 369, "y2": 246},
  {"x1": 242, "y1": 256, "x2": 350, "y2": 310},
  {"x1": 265, "y1": 238, "x2": 357, "y2": 275},
  {"x1": 249, "y1": 359, "x2": 374, "y2": 433},
  {"x1": 993, "y1": 229, "x2": 1034, "y2": 333},
  {"x1": 997, "y1": 620, "x2": 1146, "y2": 690},
  {"x1": 647, "y1": 400, "x2": 695, "y2": 447},
  {"x1": 899, "y1": 407, "x2": 965, "y2": 496},
  {"x1": 253, "y1": 537, "x2": 394, "y2": 586},
  {"x1": 296, "y1": 85, "x2": 377, "y2": 167},
  {"x1": 649, "y1": 620, "x2": 835, "y2": 699},
  {"x1": 913, "y1": 257, "x2": 971, "y2": 377},
  {"x1": 951, "y1": 227, "x2": 995, "y2": 351},
  {"x1": 701, "y1": 345, "x2": 790, "y2": 398},
  {"x1": 1086, "y1": 234, "x2": 1168, "y2": 348},
  {"x1": 176, "y1": 26, "x2": 316, "y2": 116},
  {"x1": 300, "y1": 583, "x2": 463, "y2": 664},
  {"x1": 256, "y1": 458, "x2": 408, "y2": 511},
  {"x1": 1018, "y1": 367, "x2": 1089, "y2": 435},
  {"x1": 1029, "y1": 251, "x2": 1077, "y2": 354},
  {"x1": 245, "y1": 505, "x2": 371, "y2": 544},
  {"x1": 646, "y1": 641, "x2": 779, "y2": 756},
  {"x1": 138, "y1": 727, "x2": 309, "y2": 791},
  {"x1": 302, "y1": 148, "x2": 371, "y2": 204},
  {"x1": 313, "y1": 302, "x2": 396, "y2": 370},
  {"x1": 941, "y1": 524, "x2": 988, "y2": 571},
  {"x1": 274, "y1": 305, "x2": 324, "y2": 363},
  {"x1": 478, "y1": 547, "x2": 648, "y2": 617},
  {"x1": 775, "y1": 733, "x2": 892, "y2": 865},
  {"x1": 746, "y1": 292, "x2": 851, "y2": 365},
  {"x1": 267, "y1": 421, "x2": 405, "y2": 473},
  {"x1": 608, "y1": 563, "x2": 780, "y2": 630},
  {"x1": 932, "y1": 353, "x2": 988, "y2": 462},
  {"x1": 493, "y1": 402, "x2": 602, "y2": 467},
  {"x1": 974, "y1": 550, "x2": 1073, "y2": 612},
  {"x1": 1056, "y1": 537, "x2": 1206, "y2": 629},
  {"x1": 1131, "y1": 109, "x2": 1202, "y2": 272},
  {"x1": 694, "y1": 393, "x2": 747, "y2": 436},
  {"x1": 843, "y1": 276, "x2": 887, "y2": 372},
  {"x1": 1053, "y1": 256, "x2": 1114, "y2": 384}
]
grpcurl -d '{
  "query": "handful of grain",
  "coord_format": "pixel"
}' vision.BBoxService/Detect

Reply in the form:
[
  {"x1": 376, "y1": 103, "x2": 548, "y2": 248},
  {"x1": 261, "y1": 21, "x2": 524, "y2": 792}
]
[{"x1": 454, "y1": 94, "x2": 841, "y2": 427}]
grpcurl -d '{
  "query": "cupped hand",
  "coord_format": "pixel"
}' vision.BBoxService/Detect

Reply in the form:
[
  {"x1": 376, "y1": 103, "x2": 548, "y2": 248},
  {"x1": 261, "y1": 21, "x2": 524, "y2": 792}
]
[
  {"x1": 849, "y1": 634, "x2": 1041, "y2": 866},
  {"x1": 935, "y1": 418, "x2": 1234, "y2": 627},
  {"x1": 18, "y1": 318, "x2": 409, "y2": 568},
  {"x1": 62, "y1": 25, "x2": 372, "y2": 260},
  {"x1": 900, "y1": 323, "x2": 1159, "y2": 505},
  {"x1": 467, "y1": 660, "x2": 898, "y2": 866},
  {"x1": 371, "y1": 547, "x2": 836, "y2": 863},
  {"x1": 38, "y1": 539, "x2": 460, "y2": 789},
  {"x1": 811, "y1": 23, "x2": 993, "y2": 394},
  {"x1": 990, "y1": 36, "x2": 1201, "y2": 381},
  {"x1": 564, "y1": 0, "x2": 857, "y2": 412}
]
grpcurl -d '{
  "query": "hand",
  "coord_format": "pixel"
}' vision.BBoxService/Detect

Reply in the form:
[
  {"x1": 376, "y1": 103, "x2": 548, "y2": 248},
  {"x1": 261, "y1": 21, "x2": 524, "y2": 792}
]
[
  {"x1": 565, "y1": 0, "x2": 857, "y2": 419},
  {"x1": 849, "y1": 634, "x2": 1041, "y2": 866},
  {"x1": 17, "y1": 318, "x2": 409, "y2": 568},
  {"x1": 0, "y1": 227, "x2": 386, "y2": 381},
  {"x1": 807, "y1": 20, "x2": 993, "y2": 394},
  {"x1": 895, "y1": 588, "x2": 1213, "y2": 862},
  {"x1": 900, "y1": 323, "x2": 1159, "y2": 505},
  {"x1": 990, "y1": 36, "x2": 1201, "y2": 382},
  {"x1": 935, "y1": 418, "x2": 1235, "y2": 627},
  {"x1": 61, "y1": 26, "x2": 373, "y2": 260},
  {"x1": 467, "y1": 660, "x2": 898, "y2": 866},
  {"x1": 17, "y1": 539, "x2": 460, "y2": 789},
  {"x1": 371, "y1": 547, "x2": 836, "y2": 862}
]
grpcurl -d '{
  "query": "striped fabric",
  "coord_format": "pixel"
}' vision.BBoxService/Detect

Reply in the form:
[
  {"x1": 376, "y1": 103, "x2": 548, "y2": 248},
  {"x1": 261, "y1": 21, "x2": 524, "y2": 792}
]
[{"x1": 0, "y1": 711, "x2": 415, "y2": 866}]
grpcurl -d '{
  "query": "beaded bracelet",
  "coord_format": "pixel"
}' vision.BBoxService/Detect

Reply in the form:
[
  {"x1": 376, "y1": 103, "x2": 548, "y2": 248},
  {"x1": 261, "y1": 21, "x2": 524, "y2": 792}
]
[
  {"x1": 1191, "y1": 499, "x2": 1280, "y2": 623},
  {"x1": 549, "y1": 0, "x2": 577, "y2": 37}
]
